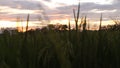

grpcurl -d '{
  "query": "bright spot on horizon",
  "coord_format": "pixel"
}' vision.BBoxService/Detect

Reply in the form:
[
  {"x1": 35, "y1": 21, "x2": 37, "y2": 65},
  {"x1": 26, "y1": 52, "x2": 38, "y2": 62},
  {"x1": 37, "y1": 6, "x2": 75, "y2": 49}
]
[{"x1": 0, "y1": 21, "x2": 37, "y2": 28}]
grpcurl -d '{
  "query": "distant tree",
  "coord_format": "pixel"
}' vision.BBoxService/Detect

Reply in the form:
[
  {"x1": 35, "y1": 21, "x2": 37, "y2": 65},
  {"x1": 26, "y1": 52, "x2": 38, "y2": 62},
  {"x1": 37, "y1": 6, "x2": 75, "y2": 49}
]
[
  {"x1": 59, "y1": 25, "x2": 68, "y2": 30},
  {"x1": 46, "y1": 24, "x2": 68, "y2": 30},
  {"x1": 100, "y1": 19, "x2": 120, "y2": 31},
  {"x1": 101, "y1": 24, "x2": 120, "y2": 31},
  {"x1": 47, "y1": 24, "x2": 56, "y2": 30}
]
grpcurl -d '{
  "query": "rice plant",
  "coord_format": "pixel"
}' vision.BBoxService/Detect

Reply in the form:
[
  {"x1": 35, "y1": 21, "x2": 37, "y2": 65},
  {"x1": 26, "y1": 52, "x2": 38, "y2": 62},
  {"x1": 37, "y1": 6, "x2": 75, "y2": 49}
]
[{"x1": 0, "y1": 2, "x2": 120, "y2": 68}]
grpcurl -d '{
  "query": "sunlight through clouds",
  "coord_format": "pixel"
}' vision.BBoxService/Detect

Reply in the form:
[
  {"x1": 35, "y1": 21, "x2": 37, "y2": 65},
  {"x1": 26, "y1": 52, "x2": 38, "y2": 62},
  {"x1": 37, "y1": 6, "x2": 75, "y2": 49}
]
[
  {"x1": 90, "y1": 9, "x2": 117, "y2": 13},
  {"x1": 80, "y1": 0, "x2": 113, "y2": 4},
  {"x1": 0, "y1": 6, "x2": 35, "y2": 14},
  {"x1": 50, "y1": 0, "x2": 113, "y2": 5},
  {"x1": 0, "y1": 21, "x2": 36, "y2": 28},
  {"x1": 0, "y1": 0, "x2": 119, "y2": 29}
]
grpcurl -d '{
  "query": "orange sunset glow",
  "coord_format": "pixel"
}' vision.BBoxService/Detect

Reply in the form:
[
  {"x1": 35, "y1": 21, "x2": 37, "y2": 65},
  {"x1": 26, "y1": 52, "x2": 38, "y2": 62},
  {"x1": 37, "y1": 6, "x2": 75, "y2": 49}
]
[{"x1": 0, "y1": 0, "x2": 119, "y2": 31}]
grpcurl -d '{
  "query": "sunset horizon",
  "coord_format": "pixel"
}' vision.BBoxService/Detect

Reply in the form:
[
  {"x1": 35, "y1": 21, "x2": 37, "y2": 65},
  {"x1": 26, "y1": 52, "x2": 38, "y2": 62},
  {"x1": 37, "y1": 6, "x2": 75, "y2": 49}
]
[
  {"x1": 0, "y1": 0, "x2": 119, "y2": 30},
  {"x1": 1, "y1": 0, "x2": 120, "y2": 68}
]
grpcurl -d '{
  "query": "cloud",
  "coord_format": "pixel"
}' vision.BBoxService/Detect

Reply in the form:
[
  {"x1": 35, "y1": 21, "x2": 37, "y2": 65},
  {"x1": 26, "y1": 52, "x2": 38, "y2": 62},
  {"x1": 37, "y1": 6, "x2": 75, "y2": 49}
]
[
  {"x1": 0, "y1": 0, "x2": 47, "y2": 10},
  {"x1": 44, "y1": 0, "x2": 51, "y2": 2},
  {"x1": 0, "y1": 0, "x2": 120, "y2": 24},
  {"x1": 113, "y1": 0, "x2": 120, "y2": 4},
  {"x1": 0, "y1": 0, "x2": 50, "y2": 22},
  {"x1": 89, "y1": 9, "x2": 117, "y2": 13},
  {"x1": 45, "y1": 2, "x2": 120, "y2": 21}
]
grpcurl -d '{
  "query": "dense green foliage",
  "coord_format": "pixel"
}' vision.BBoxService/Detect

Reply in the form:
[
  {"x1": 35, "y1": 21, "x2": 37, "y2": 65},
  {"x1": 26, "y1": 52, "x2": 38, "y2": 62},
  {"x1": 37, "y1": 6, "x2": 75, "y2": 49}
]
[{"x1": 0, "y1": 28, "x2": 120, "y2": 68}]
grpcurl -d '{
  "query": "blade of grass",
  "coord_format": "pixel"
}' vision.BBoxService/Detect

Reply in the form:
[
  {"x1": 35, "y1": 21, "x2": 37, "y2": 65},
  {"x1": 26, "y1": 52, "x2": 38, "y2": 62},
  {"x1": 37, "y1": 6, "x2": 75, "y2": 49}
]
[
  {"x1": 99, "y1": 13, "x2": 102, "y2": 31},
  {"x1": 26, "y1": 14, "x2": 30, "y2": 32}
]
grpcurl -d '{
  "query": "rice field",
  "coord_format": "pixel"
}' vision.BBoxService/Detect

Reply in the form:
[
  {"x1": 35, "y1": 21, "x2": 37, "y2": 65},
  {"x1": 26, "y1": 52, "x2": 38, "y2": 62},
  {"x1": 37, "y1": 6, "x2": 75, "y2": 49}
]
[
  {"x1": 0, "y1": 23, "x2": 120, "y2": 68},
  {"x1": 0, "y1": 2, "x2": 120, "y2": 68}
]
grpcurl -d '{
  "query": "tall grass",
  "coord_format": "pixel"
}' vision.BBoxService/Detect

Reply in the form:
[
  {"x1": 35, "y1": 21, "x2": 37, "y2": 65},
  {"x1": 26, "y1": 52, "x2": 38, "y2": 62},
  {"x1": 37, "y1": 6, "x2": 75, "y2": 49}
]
[
  {"x1": 0, "y1": 21, "x2": 120, "y2": 68},
  {"x1": 26, "y1": 14, "x2": 30, "y2": 32},
  {"x1": 73, "y1": 2, "x2": 80, "y2": 32},
  {"x1": 99, "y1": 13, "x2": 102, "y2": 31},
  {"x1": 0, "y1": 2, "x2": 120, "y2": 68}
]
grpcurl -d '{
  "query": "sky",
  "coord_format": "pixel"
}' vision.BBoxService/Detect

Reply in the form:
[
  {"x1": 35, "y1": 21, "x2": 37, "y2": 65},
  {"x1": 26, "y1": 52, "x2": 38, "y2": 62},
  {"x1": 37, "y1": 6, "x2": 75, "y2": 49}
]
[{"x1": 0, "y1": 0, "x2": 120, "y2": 30}]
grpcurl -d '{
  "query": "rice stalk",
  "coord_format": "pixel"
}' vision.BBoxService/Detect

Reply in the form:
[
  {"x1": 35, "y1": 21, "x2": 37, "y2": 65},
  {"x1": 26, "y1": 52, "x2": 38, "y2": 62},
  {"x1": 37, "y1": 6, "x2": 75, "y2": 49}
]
[
  {"x1": 73, "y1": 2, "x2": 80, "y2": 32},
  {"x1": 99, "y1": 13, "x2": 102, "y2": 31},
  {"x1": 16, "y1": 17, "x2": 20, "y2": 32},
  {"x1": 87, "y1": 20, "x2": 90, "y2": 30},
  {"x1": 68, "y1": 19, "x2": 71, "y2": 41},
  {"x1": 83, "y1": 16, "x2": 87, "y2": 31},
  {"x1": 26, "y1": 14, "x2": 30, "y2": 32}
]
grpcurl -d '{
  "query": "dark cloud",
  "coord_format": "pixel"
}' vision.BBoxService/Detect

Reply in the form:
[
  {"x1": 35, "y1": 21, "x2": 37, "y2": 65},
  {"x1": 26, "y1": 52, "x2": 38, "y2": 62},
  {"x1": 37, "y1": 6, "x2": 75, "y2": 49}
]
[
  {"x1": 0, "y1": 0, "x2": 120, "y2": 23},
  {"x1": 80, "y1": 2, "x2": 120, "y2": 17},
  {"x1": 0, "y1": 0, "x2": 47, "y2": 10},
  {"x1": 0, "y1": 0, "x2": 50, "y2": 22},
  {"x1": 47, "y1": 2, "x2": 120, "y2": 21}
]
